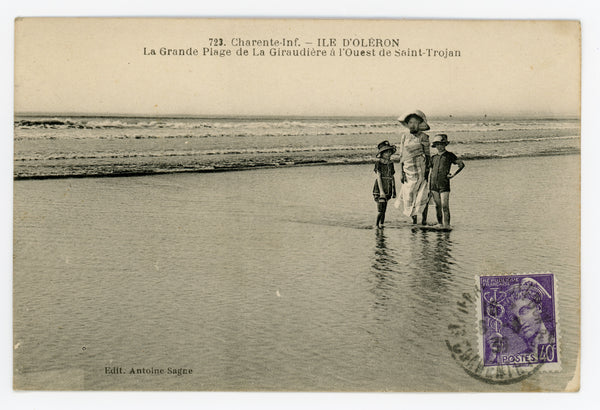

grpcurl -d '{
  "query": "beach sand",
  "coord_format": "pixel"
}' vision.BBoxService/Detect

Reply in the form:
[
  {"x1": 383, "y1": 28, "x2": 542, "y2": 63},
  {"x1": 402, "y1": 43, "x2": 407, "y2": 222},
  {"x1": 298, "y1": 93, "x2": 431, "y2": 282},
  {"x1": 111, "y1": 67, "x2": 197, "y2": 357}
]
[{"x1": 13, "y1": 155, "x2": 579, "y2": 391}]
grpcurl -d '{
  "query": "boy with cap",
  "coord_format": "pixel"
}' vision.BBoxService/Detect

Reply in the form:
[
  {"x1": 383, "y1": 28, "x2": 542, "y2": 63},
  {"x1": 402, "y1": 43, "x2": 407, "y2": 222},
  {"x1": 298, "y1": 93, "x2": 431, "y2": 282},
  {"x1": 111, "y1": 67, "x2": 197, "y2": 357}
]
[{"x1": 429, "y1": 134, "x2": 465, "y2": 227}]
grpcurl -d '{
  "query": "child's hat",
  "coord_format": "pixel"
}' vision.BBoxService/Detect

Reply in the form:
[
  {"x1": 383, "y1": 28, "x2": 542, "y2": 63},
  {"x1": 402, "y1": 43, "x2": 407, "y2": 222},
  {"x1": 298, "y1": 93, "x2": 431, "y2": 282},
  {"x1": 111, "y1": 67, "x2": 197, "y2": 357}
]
[
  {"x1": 398, "y1": 110, "x2": 431, "y2": 131},
  {"x1": 431, "y1": 134, "x2": 449, "y2": 146},
  {"x1": 376, "y1": 140, "x2": 397, "y2": 157}
]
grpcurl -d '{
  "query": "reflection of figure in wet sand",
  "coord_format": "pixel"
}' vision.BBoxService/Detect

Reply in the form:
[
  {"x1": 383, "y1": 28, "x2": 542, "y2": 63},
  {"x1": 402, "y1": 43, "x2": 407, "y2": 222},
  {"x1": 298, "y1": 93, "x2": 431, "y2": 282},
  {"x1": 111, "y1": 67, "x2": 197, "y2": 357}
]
[
  {"x1": 369, "y1": 230, "x2": 399, "y2": 311},
  {"x1": 410, "y1": 230, "x2": 454, "y2": 289},
  {"x1": 372, "y1": 229, "x2": 396, "y2": 273},
  {"x1": 405, "y1": 231, "x2": 456, "y2": 353},
  {"x1": 368, "y1": 229, "x2": 456, "y2": 358},
  {"x1": 368, "y1": 228, "x2": 456, "y2": 316}
]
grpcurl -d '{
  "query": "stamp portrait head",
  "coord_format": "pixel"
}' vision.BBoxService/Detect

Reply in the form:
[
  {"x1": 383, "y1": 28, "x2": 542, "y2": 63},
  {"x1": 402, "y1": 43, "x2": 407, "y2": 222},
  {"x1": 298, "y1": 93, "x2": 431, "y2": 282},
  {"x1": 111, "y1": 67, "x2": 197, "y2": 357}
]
[{"x1": 505, "y1": 278, "x2": 552, "y2": 341}]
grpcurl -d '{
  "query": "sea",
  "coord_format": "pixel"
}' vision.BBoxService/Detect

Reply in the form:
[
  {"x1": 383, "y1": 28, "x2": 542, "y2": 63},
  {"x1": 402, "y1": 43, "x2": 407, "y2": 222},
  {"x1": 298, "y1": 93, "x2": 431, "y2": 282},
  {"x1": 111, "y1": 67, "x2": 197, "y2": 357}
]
[
  {"x1": 13, "y1": 115, "x2": 580, "y2": 391},
  {"x1": 14, "y1": 115, "x2": 580, "y2": 178}
]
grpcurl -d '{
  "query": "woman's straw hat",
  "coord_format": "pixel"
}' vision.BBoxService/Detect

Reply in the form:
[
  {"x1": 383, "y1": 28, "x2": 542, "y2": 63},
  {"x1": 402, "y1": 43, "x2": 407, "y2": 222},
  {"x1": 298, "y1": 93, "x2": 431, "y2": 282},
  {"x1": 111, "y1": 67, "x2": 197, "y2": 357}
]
[
  {"x1": 376, "y1": 140, "x2": 397, "y2": 158},
  {"x1": 398, "y1": 110, "x2": 431, "y2": 131}
]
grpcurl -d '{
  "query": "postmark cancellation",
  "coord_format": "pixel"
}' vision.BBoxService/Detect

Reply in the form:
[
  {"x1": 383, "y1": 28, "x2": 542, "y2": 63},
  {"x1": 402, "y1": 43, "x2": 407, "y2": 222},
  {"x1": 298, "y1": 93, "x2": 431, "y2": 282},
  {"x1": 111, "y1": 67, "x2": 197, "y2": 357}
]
[{"x1": 446, "y1": 272, "x2": 561, "y2": 385}]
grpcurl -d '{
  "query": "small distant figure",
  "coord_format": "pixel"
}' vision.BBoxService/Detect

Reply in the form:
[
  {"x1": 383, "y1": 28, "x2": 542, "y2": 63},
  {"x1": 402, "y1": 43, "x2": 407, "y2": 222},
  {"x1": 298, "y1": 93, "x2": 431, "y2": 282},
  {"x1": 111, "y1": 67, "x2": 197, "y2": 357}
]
[
  {"x1": 429, "y1": 134, "x2": 465, "y2": 227},
  {"x1": 373, "y1": 140, "x2": 397, "y2": 229}
]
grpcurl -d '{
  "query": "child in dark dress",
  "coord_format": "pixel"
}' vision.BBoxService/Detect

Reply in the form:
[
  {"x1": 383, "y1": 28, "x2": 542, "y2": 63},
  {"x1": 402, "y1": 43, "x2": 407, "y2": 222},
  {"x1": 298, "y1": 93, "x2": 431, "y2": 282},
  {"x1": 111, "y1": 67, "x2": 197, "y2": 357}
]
[
  {"x1": 373, "y1": 141, "x2": 397, "y2": 229},
  {"x1": 429, "y1": 134, "x2": 465, "y2": 227}
]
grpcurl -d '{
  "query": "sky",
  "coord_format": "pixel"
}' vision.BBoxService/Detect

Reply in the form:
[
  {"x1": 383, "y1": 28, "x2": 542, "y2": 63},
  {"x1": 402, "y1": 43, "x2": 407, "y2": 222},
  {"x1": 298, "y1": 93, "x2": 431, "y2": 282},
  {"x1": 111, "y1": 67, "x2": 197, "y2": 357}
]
[{"x1": 14, "y1": 18, "x2": 580, "y2": 118}]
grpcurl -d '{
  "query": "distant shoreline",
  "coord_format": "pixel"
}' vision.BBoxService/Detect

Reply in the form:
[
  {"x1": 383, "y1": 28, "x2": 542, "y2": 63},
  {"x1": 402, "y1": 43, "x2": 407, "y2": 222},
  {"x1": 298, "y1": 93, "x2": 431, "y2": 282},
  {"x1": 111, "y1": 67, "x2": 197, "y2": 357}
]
[{"x1": 13, "y1": 150, "x2": 580, "y2": 181}]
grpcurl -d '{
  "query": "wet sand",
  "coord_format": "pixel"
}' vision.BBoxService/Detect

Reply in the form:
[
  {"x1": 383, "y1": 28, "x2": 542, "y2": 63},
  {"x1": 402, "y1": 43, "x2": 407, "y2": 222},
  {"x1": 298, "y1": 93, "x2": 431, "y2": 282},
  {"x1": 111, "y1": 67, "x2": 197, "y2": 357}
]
[{"x1": 13, "y1": 155, "x2": 579, "y2": 390}]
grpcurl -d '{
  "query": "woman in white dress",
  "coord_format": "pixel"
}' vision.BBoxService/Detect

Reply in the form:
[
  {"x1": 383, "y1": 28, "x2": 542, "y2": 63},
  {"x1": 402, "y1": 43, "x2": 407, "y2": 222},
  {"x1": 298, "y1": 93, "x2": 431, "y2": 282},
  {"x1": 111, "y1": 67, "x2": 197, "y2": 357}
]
[{"x1": 395, "y1": 110, "x2": 431, "y2": 224}]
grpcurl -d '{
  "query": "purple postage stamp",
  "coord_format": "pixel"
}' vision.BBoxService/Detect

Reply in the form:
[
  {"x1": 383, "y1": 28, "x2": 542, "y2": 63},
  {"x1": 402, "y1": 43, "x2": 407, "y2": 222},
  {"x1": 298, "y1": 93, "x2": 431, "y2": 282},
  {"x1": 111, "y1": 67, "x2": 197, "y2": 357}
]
[{"x1": 479, "y1": 273, "x2": 560, "y2": 370}]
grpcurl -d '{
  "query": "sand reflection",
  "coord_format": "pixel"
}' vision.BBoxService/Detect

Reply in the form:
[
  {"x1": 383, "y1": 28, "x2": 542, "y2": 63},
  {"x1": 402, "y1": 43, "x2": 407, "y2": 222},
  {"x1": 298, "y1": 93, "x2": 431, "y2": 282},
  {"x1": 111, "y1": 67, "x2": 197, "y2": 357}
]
[{"x1": 369, "y1": 229, "x2": 455, "y2": 314}]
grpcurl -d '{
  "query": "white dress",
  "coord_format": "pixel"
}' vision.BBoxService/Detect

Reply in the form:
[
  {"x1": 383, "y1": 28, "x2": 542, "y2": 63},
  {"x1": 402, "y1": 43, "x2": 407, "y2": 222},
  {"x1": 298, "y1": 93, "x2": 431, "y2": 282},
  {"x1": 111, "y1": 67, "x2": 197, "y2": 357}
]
[{"x1": 395, "y1": 131, "x2": 430, "y2": 217}]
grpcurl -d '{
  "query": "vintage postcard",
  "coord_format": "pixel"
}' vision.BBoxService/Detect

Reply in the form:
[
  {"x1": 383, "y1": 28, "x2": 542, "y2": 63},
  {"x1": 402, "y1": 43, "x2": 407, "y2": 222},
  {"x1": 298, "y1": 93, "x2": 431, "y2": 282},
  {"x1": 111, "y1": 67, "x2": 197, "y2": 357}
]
[{"x1": 13, "y1": 18, "x2": 580, "y2": 391}]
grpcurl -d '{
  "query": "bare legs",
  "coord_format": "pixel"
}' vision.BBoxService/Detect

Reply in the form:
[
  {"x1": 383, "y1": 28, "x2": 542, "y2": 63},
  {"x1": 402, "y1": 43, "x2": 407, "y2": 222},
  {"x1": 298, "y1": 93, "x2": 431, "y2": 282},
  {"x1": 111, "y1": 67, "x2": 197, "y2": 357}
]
[
  {"x1": 376, "y1": 199, "x2": 388, "y2": 228},
  {"x1": 431, "y1": 191, "x2": 451, "y2": 227}
]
